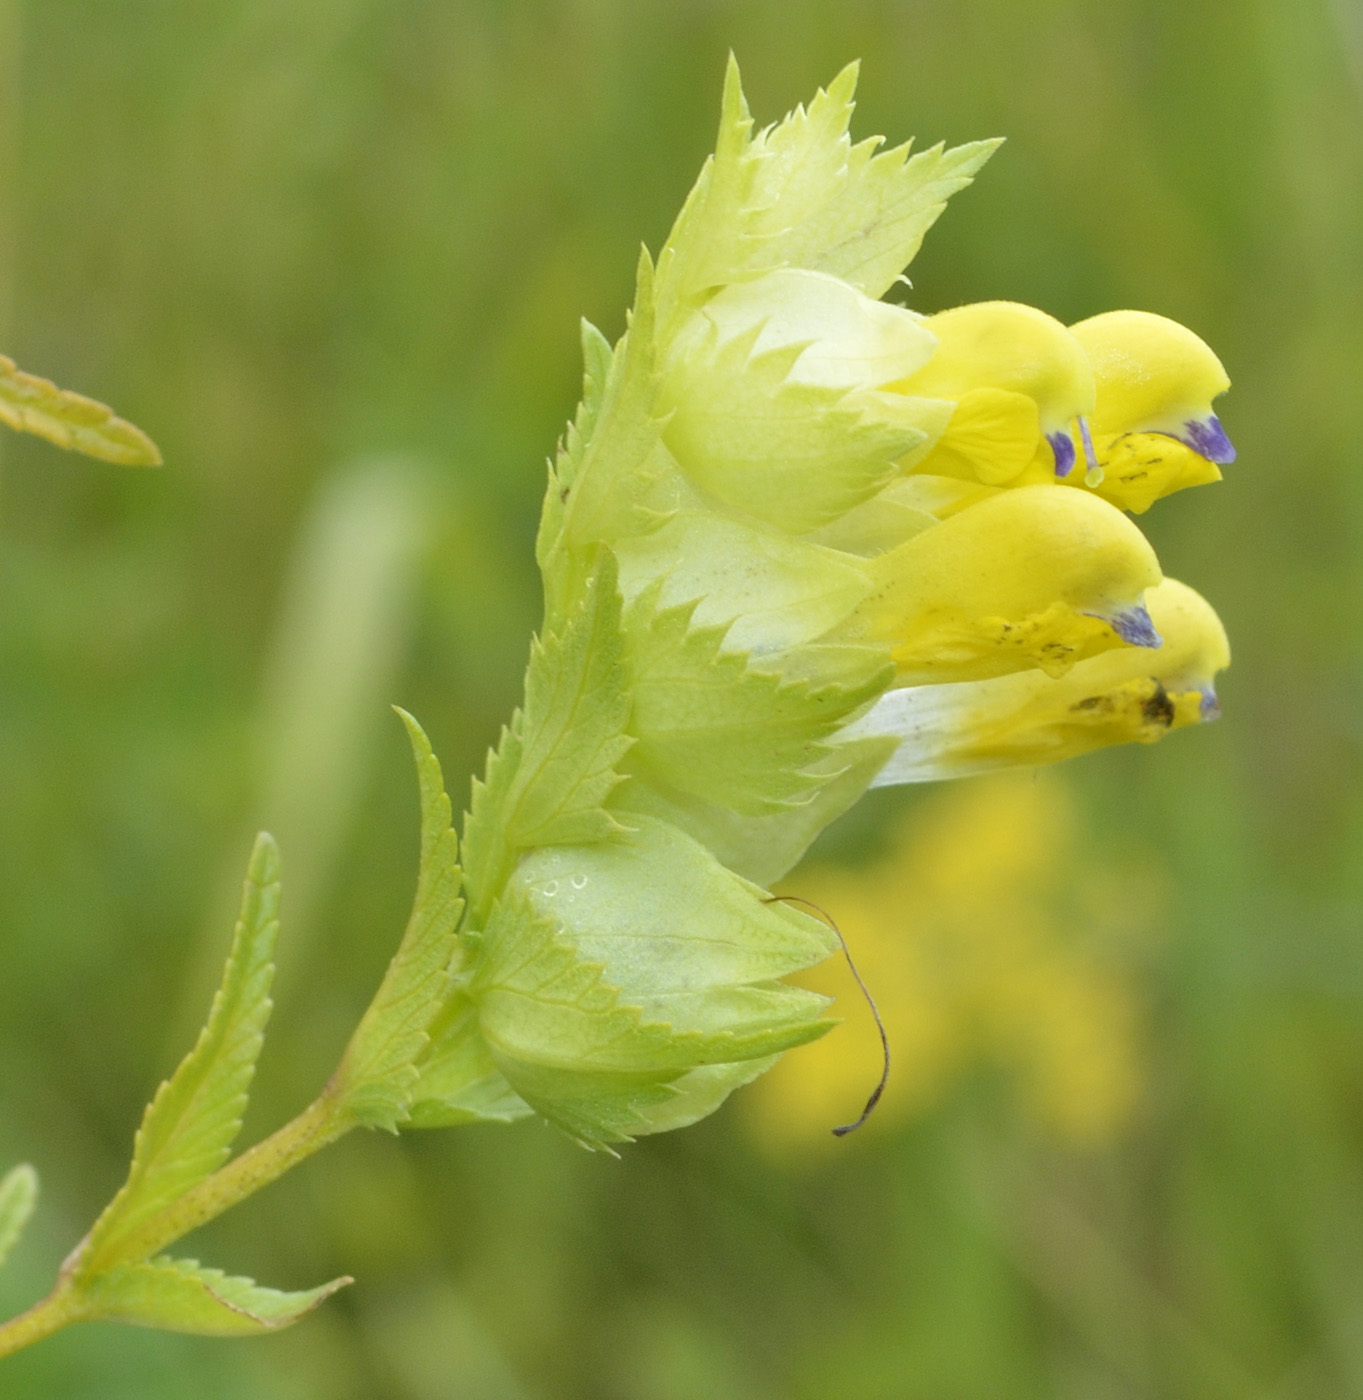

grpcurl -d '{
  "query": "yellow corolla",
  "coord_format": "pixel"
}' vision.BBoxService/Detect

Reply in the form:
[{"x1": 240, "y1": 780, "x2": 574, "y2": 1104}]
[
  {"x1": 846, "y1": 484, "x2": 1162, "y2": 683},
  {"x1": 889, "y1": 301, "x2": 1095, "y2": 485},
  {"x1": 1068, "y1": 310, "x2": 1235, "y2": 513},
  {"x1": 849, "y1": 577, "x2": 1229, "y2": 782}
]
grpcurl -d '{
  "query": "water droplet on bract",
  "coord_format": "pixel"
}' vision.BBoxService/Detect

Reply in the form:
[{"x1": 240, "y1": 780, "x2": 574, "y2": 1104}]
[
  {"x1": 571, "y1": 875, "x2": 588, "y2": 890},
  {"x1": 540, "y1": 880, "x2": 559, "y2": 897}
]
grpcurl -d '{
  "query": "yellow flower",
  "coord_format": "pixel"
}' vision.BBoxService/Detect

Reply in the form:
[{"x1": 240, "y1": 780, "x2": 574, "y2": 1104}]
[
  {"x1": 888, "y1": 301, "x2": 1095, "y2": 484},
  {"x1": 1067, "y1": 309, "x2": 1234, "y2": 513},
  {"x1": 845, "y1": 484, "x2": 1162, "y2": 683},
  {"x1": 850, "y1": 577, "x2": 1229, "y2": 783}
]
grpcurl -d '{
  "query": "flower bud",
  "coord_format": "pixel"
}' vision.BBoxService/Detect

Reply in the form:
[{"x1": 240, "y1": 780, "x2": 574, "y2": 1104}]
[
  {"x1": 659, "y1": 269, "x2": 951, "y2": 534},
  {"x1": 845, "y1": 485, "x2": 1163, "y2": 683},
  {"x1": 849, "y1": 577, "x2": 1228, "y2": 782},
  {"x1": 468, "y1": 814, "x2": 837, "y2": 1147}
]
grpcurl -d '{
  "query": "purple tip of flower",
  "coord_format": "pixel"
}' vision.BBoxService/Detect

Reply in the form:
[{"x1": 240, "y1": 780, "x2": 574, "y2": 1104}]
[
  {"x1": 1047, "y1": 430, "x2": 1076, "y2": 478},
  {"x1": 1176, "y1": 414, "x2": 1237, "y2": 464},
  {"x1": 1086, "y1": 601, "x2": 1162, "y2": 648},
  {"x1": 1198, "y1": 685, "x2": 1222, "y2": 721}
]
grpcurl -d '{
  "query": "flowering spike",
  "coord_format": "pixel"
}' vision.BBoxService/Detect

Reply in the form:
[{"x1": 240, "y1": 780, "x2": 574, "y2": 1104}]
[{"x1": 445, "y1": 61, "x2": 1236, "y2": 1143}]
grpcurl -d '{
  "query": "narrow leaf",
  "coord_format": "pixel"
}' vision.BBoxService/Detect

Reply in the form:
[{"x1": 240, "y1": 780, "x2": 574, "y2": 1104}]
[
  {"x1": 0, "y1": 1165, "x2": 38, "y2": 1272},
  {"x1": 0, "y1": 354, "x2": 162, "y2": 465},
  {"x1": 82, "y1": 1256, "x2": 349, "y2": 1337},
  {"x1": 85, "y1": 835, "x2": 282, "y2": 1272},
  {"x1": 336, "y1": 710, "x2": 463, "y2": 1131}
]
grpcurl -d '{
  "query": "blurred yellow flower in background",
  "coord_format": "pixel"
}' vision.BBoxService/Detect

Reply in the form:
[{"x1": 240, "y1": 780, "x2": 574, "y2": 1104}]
[{"x1": 746, "y1": 771, "x2": 1160, "y2": 1154}]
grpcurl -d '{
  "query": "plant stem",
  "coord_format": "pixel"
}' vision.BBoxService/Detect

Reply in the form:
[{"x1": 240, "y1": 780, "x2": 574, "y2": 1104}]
[
  {"x1": 0, "y1": 1280, "x2": 83, "y2": 1361},
  {"x1": 92, "y1": 1090, "x2": 354, "y2": 1271},
  {"x1": 0, "y1": 1090, "x2": 355, "y2": 1361}
]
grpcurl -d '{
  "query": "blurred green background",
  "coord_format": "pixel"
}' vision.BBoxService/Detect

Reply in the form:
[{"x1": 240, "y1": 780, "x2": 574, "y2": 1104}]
[{"x1": 1, "y1": 1, "x2": 1360, "y2": 1396}]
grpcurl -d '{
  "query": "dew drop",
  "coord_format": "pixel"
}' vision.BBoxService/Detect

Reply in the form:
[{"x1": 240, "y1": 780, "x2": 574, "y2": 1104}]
[
  {"x1": 540, "y1": 880, "x2": 559, "y2": 898},
  {"x1": 571, "y1": 875, "x2": 588, "y2": 890}
]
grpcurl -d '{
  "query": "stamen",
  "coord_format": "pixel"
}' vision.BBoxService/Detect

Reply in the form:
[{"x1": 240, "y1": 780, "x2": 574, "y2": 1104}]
[
  {"x1": 1077, "y1": 415, "x2": 1104, "y2": 485},
  {"x1": 764, "y1": 894, "x2": 891, "y2": 1136}
]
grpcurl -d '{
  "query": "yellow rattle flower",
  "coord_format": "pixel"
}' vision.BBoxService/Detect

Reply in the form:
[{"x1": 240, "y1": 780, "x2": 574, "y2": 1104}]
[
  {"x1": 1068, "y1": 309, "x2": 1235, "y2": 513},
  {"x1": 849, "y1": 576, "x2": 1228, "y2": 782},
  {"x1": 889, "y1": 300, "x2": 1095, "y2": 485},
  {"x1": 845, "y1": 484, "x2": 1162, "y2": 683}
]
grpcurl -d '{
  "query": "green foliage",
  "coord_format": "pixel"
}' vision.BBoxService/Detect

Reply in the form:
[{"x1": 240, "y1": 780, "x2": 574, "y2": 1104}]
[
  {"x1": 335, "y1": 711, "x2": 463, "y2": 1131},
  {"x1": 405, "y1": 994, "x2": 532, "y2": 1128},
  {"x1": 0, "y1": 354, "x2": 162, "y2": 466},
  {"x1": 537, "y1": 264, "x2": 686, "y2": 628},
  {"x1": 463, "y1": 552, "x2": 633, "y2": 918},
  {"x1": 80, "y1": 1258, "x2": 350, "y2": 1338},
  {"x1": 655, "y1": 58, "x2": 998, "y2": 328},
  {"x1": 623, "y1": 587, "x2": 890, "y2": 817},
  {"x1": 84, "y1": 836, "x2": 283, "y2": 1274},
  {"x1": 0, "y1": 1166, "x2": 37, "y2": 1274},
  {"x1": 660, "y1": 329, "x2": 929, "y2": 533},
  {"x1": 473, "y1": 816, "x2": 836, "y2": 1148}
]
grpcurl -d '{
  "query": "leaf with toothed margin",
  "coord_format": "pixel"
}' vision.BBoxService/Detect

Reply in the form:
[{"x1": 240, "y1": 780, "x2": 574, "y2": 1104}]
[
  {"x1": 0, "y1": 354, "x2": 162, "y2": 465},
  {"x1": 621, "y1": 584, "x2": 891, "y2": 818},
  {"x1": 655, "y1": 58, "x2": 999, "y2": 321},
  {"x1": 335, "y1": 711, "x2": 464, "y2": 1132},
  {"x1": 0, "y1": 1165, "x2": 37, "y2": 1272},
  {"x1": 616, "y1": 732, "x2": 896, "y2": 889},
  {"x1": 660, "y1": 327, "x2": 931, "y2": 535},
  {"x1": 463, "y1": 551, "x2": 634, "y2": 917},
  {"x1": 83, "y1": 835, "x2": 282, "y2": 1274},
  {"x1": 538, "y1": 260, "x2": 683, "y2": 583},
  {"x1": 80, "y1": 1257, "x2": 350, "y2": 1337}
]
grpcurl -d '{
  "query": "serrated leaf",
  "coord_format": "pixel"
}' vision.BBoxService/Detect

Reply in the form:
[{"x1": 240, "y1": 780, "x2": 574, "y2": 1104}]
[
  {"x1": 656, "y1": 58, "x2": 998, "y2": 315},
  {"x1": 746, "y1": 88, "x2": 1001, "y2": 297},
  {"x1": 406, "y1": 993, "x2": 533, "y2": 1128},
  {"x1": 616, "y1": 733, "x2": 896, "y2": 888},
  {"x1": 653, "y1": 54, "x2": 758, "y2": 336},
  {"x1": 623, "y1": 588, "x2": 890, "y2": 817},
  {"x1": 81, "y1": 1256, "x2": 349, "y2": 1337},
  {"x1": 335, "y1": 711, "x2": 463, "y2": 1131},
  {"x1": 0, "y1": 354, "x2": 162, "y2": 465},
  {"x1": 613, "y1": 510, "x2": 873, "y2": 655},
  {"x1": 464, "y1": 552, "x2": 633, "y2": 919},
  {"x1": 84, "y1": 835, "x2": 281, "y2": 1273},
  {"x1": 661, "y1": 329, "x2": 930, "y2": 533},
  {"x1": 540, "y1": 256, "x2": 684, "y2": 588},
  {"x1": 0, "y1": 1165, "x2": 38, "y2": 1272}
]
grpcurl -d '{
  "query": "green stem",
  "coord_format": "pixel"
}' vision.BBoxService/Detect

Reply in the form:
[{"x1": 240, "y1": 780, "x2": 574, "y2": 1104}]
[
  {"x1": 92, "y1": 1091, "x2": 354, "y2": 1271},
  {"x1": 0, "y1": 1090, "x2": 355, "y2": 1361},
  {"x1": 0, "y1": 1280, "x2": 84, "y2": 1362}
]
